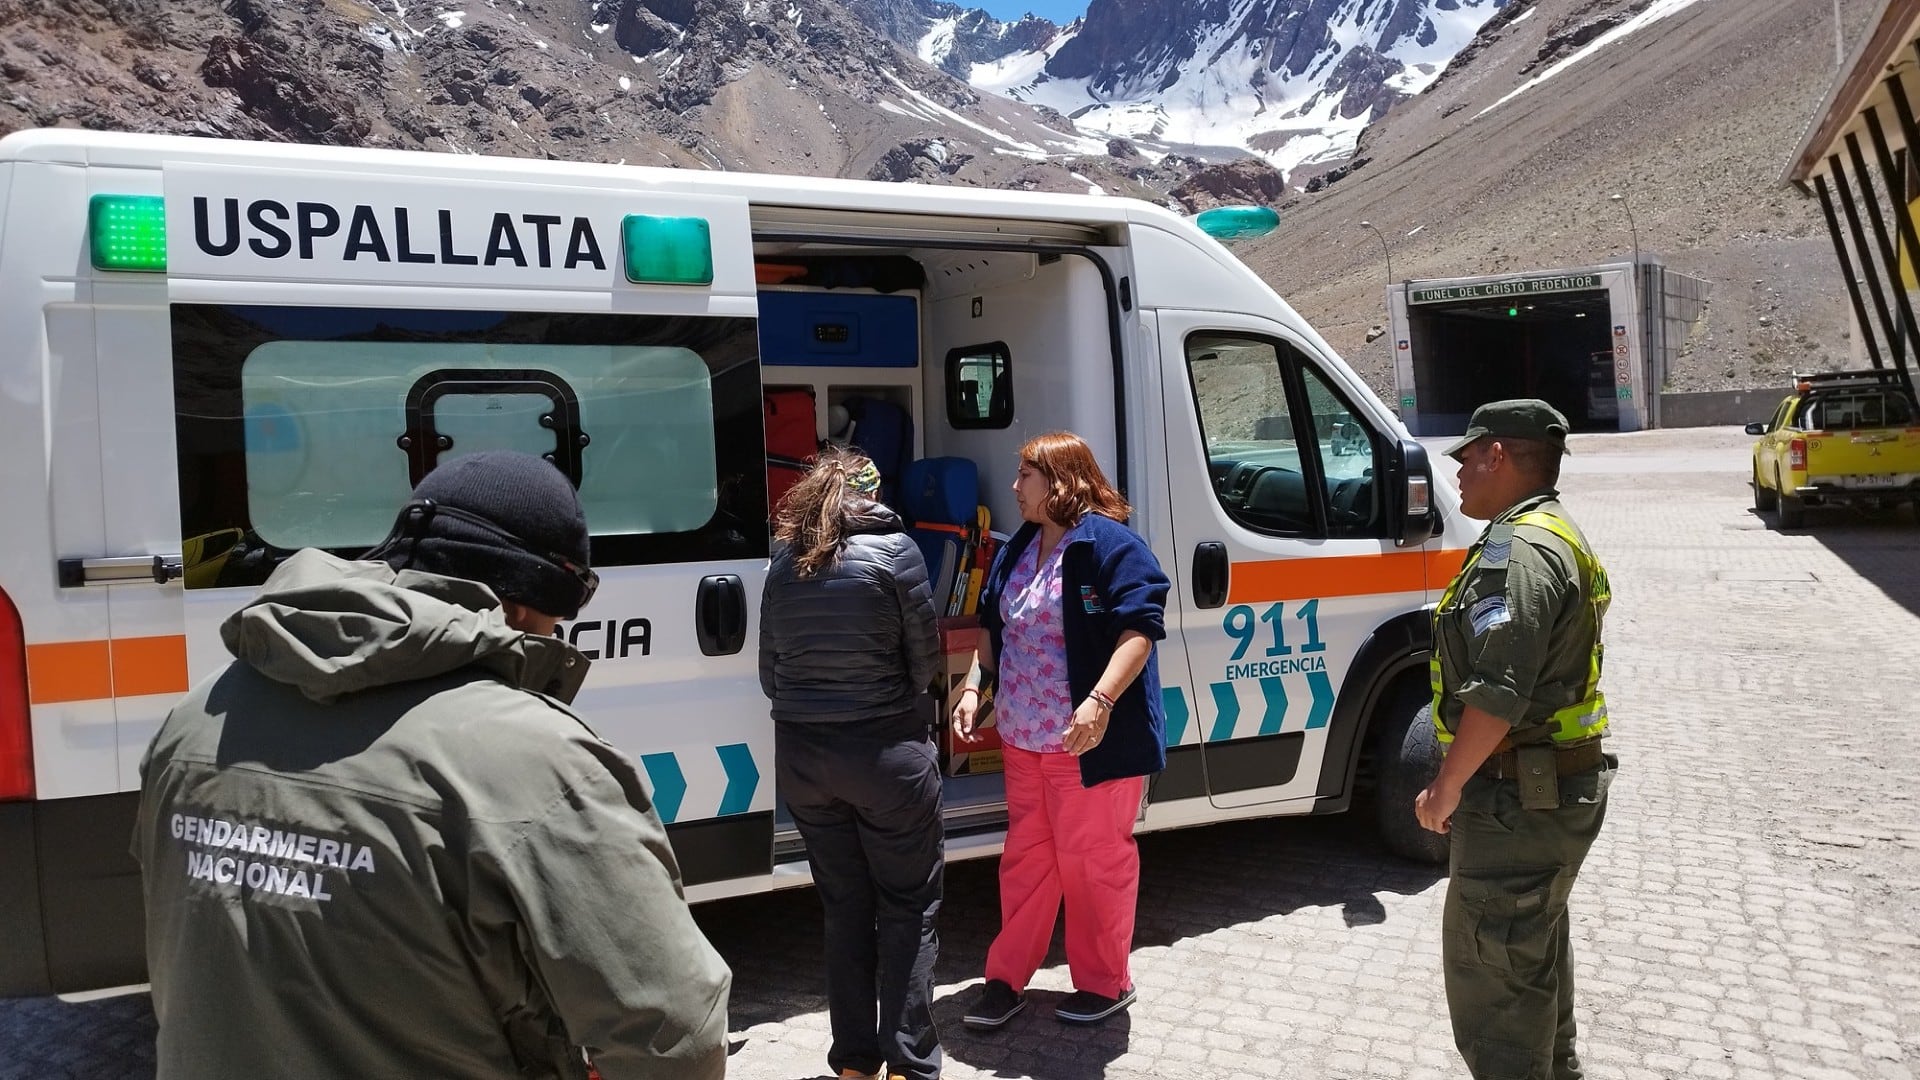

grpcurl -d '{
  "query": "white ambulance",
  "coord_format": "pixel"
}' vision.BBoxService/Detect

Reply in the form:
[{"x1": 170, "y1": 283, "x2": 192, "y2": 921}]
[{"x1": 0, "y1": 129, "x2": 1467, "y2": 996}]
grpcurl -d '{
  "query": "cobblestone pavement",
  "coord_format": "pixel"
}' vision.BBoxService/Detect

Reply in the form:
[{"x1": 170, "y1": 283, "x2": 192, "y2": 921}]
[{"x1": 4, "y1": 426, "x2": 1917, "y2": 1080}]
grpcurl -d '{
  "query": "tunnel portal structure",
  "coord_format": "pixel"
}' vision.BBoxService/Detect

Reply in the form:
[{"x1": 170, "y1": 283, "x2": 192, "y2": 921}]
[{"x1": 1387, "y1": 262, "x2": 1706, "y2": 436}]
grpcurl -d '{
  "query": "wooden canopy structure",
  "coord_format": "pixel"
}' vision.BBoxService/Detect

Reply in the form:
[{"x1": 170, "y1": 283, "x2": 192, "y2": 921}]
[{"x1": 1789, "y1": 0, "x2": 1920, "y2": 399}]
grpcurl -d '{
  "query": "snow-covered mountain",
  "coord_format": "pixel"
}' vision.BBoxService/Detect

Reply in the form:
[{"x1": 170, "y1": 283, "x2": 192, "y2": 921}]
[
  {"x1": 907, "y1": 0, "x2": 1509, "y2": 180},
  {"x1": 2, "y1": 0, "x2": 1507, "y2": 197}
]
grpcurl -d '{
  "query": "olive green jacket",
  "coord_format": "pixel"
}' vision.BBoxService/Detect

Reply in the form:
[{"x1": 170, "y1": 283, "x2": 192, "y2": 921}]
[
  {"x1": 134, "y1": 550, "x2": 731, "y2": 1080},
  {"x1": 1434, "y1": 491, "x2": 1605, "y2": 743}
]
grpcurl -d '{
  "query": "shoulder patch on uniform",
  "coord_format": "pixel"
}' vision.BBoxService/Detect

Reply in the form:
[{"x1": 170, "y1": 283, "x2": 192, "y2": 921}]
[
  {"x1": 1469, "y1": 594, "x2": 1510, "y2": 636},
  {"x1": 1479, "y1": 523, "x2": 1515, "y2": 570}
]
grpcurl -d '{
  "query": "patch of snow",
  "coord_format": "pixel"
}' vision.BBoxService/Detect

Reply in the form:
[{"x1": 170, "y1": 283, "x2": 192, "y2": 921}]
[
  {"x1": 880, "y1": 71, "x2": 1091, "y2": 160},
  {"x1": 363, "y1": 25, "x2": 400, "y2": 51},
  {"x1": 618, "y1": 76, "x2": 631, "y2": 91},
  {"x1": 1510, "y1": 8, "x2": 1536, "y2": 27},
  {"x1": 591, "y1": 21, "x2": 610, "y2": 34},
  {"x1": 1479, "y1": 0, "x2": 1713, "y2": 117},
  {"x1": 918, "y1": 16, "x2": 959, "y2": 67},
  {"x1": 534, "y1": 39, "x2": 548, "y2": 49},
  {"x1": 971, "y1": 0, "x2": 1504, "y2": 180},
  {"x1": 1070, "y1": 171, "x2": 1105, "y2": 195},
  {"x1": 969, "y1": 23, "x2": 1075, "y2": 93},
  {"x1": 435, "y1": 10, "x2": 465, "y2": 30}
]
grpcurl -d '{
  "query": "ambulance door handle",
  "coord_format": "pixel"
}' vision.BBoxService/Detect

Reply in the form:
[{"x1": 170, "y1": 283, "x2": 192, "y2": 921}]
[
  {"x1": 1192, "y1": 543, "x2": 1229, "y2": 609},
  {"x1": 57, "y1": 554, "x2": 184, "y2": 588},
  {"x1": 695, "y1": 574, "x2": 747, "y2": 656}
]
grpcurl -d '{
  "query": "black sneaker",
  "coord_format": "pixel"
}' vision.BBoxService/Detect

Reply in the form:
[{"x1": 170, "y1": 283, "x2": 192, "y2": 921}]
[
  {"x1": 961, "y1": 979, "x2": 1026, "y2": 1029},
  {"x1": 1053, "y1": 986, "x2": 1136, "y2": 1025}
]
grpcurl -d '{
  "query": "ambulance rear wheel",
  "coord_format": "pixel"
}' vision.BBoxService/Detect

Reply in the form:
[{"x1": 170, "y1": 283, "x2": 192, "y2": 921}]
[{"x1": 1374, "y1": 693, "x2": 1449, "y2": 865}]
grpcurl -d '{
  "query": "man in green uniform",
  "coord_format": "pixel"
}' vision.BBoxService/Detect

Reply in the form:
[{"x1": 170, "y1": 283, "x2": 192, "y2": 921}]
[
  {"x1": 134, "y1": 451, "x2": 731, "y2": 1080},
  {"x1": 1415, "y1": 400, "x2": 1616, "y2": 1080}
]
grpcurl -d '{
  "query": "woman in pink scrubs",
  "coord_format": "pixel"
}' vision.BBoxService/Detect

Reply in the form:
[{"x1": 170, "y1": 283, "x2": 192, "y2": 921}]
[{"x1": 951, "y1": 432, "x2": 1170, "y2": 1030}]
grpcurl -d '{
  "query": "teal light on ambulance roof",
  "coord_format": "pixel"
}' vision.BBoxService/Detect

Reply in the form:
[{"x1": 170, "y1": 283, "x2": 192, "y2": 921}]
[
  {"x1": 1195, "y1": 205, "x2": 1280, "y2": 244},
  {"x1": 622, "y1": 214, "x2": 713, "y2": 285},
  {"x1": 89, "y1": 194, "x2": 168, "y2": 273}
]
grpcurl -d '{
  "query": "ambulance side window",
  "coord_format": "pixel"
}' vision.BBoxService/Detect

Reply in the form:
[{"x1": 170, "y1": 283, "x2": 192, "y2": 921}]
[
  {"x1": 1297, "y1": 364, "x2": 1385, "y2": 538},
  {"x1": 945, "y1": 342, "x2": 1012, "y2": 428},
  {"x1": 173, "y1": 305, "x2": 768, "y2": 589},
  {"x1": 1187, "y1": 335, "x2": 1315, "y2": 535},
  {"x1": 1185, "y1": 333, "x2": 1388, "y2": 540}
]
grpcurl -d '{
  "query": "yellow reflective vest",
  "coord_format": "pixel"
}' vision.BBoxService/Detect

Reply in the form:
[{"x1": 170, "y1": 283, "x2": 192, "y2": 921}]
[{"x1": 1430, "y1": 509, "x2": 1610, "y2": 747}]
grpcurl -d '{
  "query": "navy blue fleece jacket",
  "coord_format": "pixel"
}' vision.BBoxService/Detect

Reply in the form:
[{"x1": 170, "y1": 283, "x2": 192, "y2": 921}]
[{"x1": 978, "y1": 513, "x2": 1171, "y2": 787}]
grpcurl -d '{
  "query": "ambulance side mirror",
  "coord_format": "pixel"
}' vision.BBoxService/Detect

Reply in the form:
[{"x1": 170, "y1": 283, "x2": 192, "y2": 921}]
[{"x1": 1388, "y1": 439, "x2": 1439, "y2": 548}]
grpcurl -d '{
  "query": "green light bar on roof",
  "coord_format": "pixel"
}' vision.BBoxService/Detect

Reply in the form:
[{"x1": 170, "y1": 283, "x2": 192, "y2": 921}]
[
  {"x1": 89, "y1": 194, "x2": 168, "y2": 272},
  {"x1": 622, "y1": 214, "x2": 713, "y2": 285},
  {"x1": 1195, "y1": 205, "x2": 1280, "y2": 244}
]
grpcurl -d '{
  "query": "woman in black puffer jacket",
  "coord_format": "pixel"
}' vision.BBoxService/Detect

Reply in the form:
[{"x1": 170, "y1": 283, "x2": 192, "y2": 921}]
[{"x1": 759, "y1": 447, "x2": 944, "y2": 1080}]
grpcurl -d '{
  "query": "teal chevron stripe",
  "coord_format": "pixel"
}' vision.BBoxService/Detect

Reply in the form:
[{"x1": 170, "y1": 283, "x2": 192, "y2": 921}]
[
  {"x1": 716, "y1": 743, "x2": 760, "y2": 816},
  {"x1": 1208, "y1": 682, "x2": 1239, "y2": 742},
  {"x1": 1163, "y1": 686, "x2": 1191, "y2": 745},
  {"x1": 640, "y1": 752, "x2": 687, "y2": 824},
  {"x1": 1257, "y1": 677, "x2": 1289, "y2": 735},
  {"x1": 1304, "y1": 670, "x2": 1335, "y2": 729}
]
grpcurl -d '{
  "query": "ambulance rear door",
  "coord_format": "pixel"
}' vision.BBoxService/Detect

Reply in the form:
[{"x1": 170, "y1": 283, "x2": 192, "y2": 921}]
[{"x1": 147, "y1": 159, "x2": 776, "y2": 897}]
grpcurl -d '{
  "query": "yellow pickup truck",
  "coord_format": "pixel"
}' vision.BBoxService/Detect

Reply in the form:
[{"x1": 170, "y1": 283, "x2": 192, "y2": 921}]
[{"x1": 1747, "y1": 370, "x2": 1920, "y2": 527}]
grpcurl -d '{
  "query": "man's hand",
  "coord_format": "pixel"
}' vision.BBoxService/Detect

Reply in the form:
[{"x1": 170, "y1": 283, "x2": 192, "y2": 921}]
[
  {"x1": 1415, "y1": 780, "x2": 1462, "y2": 834},
  {"x1": 1417, "y1": 703, "x2": 1510, "y2": 834}
]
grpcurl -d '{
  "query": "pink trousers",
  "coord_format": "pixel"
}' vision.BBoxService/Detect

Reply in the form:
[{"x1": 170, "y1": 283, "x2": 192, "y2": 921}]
[{"x1": 983, "y1": 745, "x2": 1144, "y2": 998}]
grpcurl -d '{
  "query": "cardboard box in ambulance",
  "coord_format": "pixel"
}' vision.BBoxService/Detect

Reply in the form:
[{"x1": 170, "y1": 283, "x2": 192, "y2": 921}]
[{"x1": 0, "y1": 129, "x2": 1466, "y2": 997}]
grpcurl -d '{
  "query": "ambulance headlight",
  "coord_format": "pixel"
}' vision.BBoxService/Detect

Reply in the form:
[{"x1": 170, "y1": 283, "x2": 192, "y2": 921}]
[
  {"x1": 622, "y1": 214, "x2": 713, "y2": 285},
  {"x1": 89, "y1": 194, "x2": 168, "y2": 273}
]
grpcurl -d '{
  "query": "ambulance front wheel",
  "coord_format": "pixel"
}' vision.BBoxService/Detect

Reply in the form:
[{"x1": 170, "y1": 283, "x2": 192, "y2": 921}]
[{"x1": 1374, "y1": 698, "x2": 1449, "y2": 865}]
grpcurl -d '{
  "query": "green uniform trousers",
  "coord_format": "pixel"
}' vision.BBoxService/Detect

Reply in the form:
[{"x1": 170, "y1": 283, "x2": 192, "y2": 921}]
[{"x1": 1443, "y1": 757, "x2": 1614, "y2": 1080}]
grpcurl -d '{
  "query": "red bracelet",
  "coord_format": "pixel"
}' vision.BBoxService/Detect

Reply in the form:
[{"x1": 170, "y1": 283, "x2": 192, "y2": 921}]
[
  {"x1": 958, "y1": 686, "x2": 982, "y2": 700},
  {"x1": 1088, "y1": 689, "x2": 1116, "y2": 710}
]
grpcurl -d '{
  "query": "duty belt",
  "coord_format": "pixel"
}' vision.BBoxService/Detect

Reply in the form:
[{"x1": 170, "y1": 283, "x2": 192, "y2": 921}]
[{"x1": 1477, "y1": 740, "x2": 1606, "y2": 780}]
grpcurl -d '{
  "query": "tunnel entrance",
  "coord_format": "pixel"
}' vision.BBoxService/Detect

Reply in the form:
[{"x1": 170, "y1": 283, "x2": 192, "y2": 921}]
[
  {"x1": 1389, "y1": 265, "x2": 1658, "y2": 435},
  {"x1": 1409, "y1": 290, "x2": 1617, "y2": 431}
]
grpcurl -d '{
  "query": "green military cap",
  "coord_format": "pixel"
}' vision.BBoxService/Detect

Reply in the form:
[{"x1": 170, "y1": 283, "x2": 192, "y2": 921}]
[{"x1": 1443, "y1": 398, "x2": 1572, "y2": 460}]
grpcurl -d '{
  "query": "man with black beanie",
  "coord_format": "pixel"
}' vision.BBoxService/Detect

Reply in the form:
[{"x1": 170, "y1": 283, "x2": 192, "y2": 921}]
[{"x1": 134, "y1": 450, "x2": 731, "y2": 1080}]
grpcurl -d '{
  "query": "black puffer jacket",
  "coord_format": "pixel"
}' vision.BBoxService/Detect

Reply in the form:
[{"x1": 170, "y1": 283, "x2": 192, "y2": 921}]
[{"x1": 759, "y1": 502, "x2": 942, "y2": 730}]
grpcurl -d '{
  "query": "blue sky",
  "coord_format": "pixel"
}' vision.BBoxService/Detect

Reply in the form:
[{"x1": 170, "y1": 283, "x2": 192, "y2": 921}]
[{"x1": 976, "y1": 1, "x2": 1087, "y2": 22}]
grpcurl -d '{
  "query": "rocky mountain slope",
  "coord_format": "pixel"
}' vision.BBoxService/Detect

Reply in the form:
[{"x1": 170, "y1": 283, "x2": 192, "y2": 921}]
[
  {"x1": 1, "y1": 0, "x2": 1504, "y2": 196},
  {"x1": 1233, "y1": 0, "x2": 1869, "y2": 401},
  {"x1": 0, "y1": 0, "x2": 1871, "y2": 402},
  {"x1": 0, "y1": 0, "x2": 1235, "y2": 200}
]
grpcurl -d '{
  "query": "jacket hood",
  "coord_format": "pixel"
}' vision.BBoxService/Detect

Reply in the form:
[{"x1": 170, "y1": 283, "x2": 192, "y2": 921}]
[
  {"x1": 221, "y1": 549, "x2": 590, "y2": 705},
  {"x1": 846, "y1": 499, "x2": 905, "y2": 536}
]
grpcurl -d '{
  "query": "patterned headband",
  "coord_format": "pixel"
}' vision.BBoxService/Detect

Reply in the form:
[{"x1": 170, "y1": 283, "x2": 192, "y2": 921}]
[{"x1": 848, "y1": 461, "x2": 882, "y2": 497}]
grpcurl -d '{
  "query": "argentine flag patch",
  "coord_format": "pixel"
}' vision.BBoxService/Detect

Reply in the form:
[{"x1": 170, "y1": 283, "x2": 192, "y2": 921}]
[{"x1": 1470, "y1": 594, "x2": 1511, "y2": 636}]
